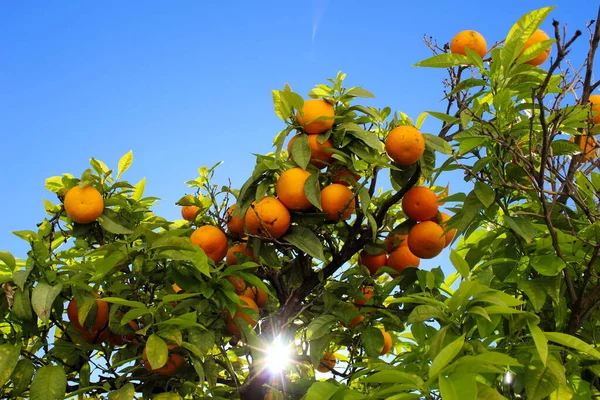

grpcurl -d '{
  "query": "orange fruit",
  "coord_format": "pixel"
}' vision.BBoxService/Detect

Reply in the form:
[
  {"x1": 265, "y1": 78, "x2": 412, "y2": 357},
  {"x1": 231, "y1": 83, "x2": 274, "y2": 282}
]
[
  {"x1": 77, "y1": 328, "x2": 108, "y2": 345},
  {"x1": 380, "y1": 329, "x2": 392, "y2": 355},
  {"x1": 431, "y1": 212, "x2": 456, "y2": 247},
  {"x1": 570, "y1": 135, "x2": 598, "y2": 161},
  {"x1": 407, "y1": 221, "x2": 446, "y2": 259},
  {"x1": 67, "y1": 295, "x2": 109, "y2": 333},
  {"x1": 242, "y1": 287, "x2": 269, "y2": 309},
  {"x1": 225, "y1": 295, "x2": 260, "y2": 336},
  {"x1": 450, "y1": 30, "x2": 487, "y2": 58},
  {"x1": 190, "y1": 225, "x2": 228, "y2": 263},
  {"x1": 296, "y1": 99, "x2": 335, "y2": 134},
  {"x1": 287, "y1": 134, "x2": 334, "y2": 169},
  {"x1": 402, "y1": 187, "x2": 439, "y2": 221},
  {"x1": 331, "y1": 167, "x2": 360, "y2": 186},
  {"x1": 387, "y1": 246, "x2": 420, "y2": 276},
  {"x1": 181, "y1": 205, "x2": 199, "y2": 222},
  {"x1": 320, "y1": 184, "x2": 356, "y2": 221},
  {"x1": 316, "y1": 351, "x2": 337, "y2": 373},
  {"x1": 340, "y1": 306, "x2": 364, "y2": 328},
  {"x1": 172, "y1": 284, "x2": 182, "y2": 293},
  {"x1": 384, "y1": 233, "x2": 409, "y2": 252},
  {"x1": 226, "y1": 243, "x2": 256, "y2": 266},
  {"x1": 521, "y1": 29, "x2": 551, "y2": 66},
  {"x1": 225, "y1": 275, "x2": 247, "y2": 293},
  {"x1": 244, "y1": 196, "x2": 291, "y2": 239},
  {"x1": 276, "y1": 168, "x2": 314, "y2": 211},
  {"x1": 226, "y1": 204, "x2": 246, "y2": 236},
  {"x1": 143, "y1": 344, "x2": 185, "y2": 375},
  {"x1": 358, "y1": 251, "x2": 387, "y2": 276},
  {"x1": 589, "y1": 94, "x2": 600, "y2": 124},
  {"x1": 385, "y1": 126, "x2": 425, "y2": 166},
  {"x1": 108, "y1": 319, "x2": 138, "y2": 346},
  {"x1": 63, "y1": 186, "x2": 105, "y2": 224},
  {"x1": 355, "y1": 286, "x2": 374, "y2": 306}
]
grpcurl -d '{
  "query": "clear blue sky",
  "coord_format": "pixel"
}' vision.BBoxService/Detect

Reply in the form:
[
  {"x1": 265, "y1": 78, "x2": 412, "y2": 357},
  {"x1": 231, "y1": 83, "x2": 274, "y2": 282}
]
[{"x1": 1, "y1": 1, "x2": 597, "y2": 275}]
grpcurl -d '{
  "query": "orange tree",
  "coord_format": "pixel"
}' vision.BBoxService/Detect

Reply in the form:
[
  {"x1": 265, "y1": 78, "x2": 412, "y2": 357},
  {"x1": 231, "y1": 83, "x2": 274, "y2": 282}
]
[{"x1": 1, "y1": 5, "x2": 600, "y2": 400}]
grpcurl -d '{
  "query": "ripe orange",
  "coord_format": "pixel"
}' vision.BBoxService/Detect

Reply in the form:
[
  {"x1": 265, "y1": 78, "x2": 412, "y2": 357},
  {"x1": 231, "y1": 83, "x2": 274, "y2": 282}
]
[
  {"x1": 355, "y1": 286, "x2": 374, "y2": 306},
  {"x1": 242, "y1": 287, "x2": 269, "y2": 309},
  {"x1": 450, "y1": 30, "x2": 487, "y2": 58},
  {"x1": 63, "y1": 186, "x2": 105, "y2": 224},
  {"x1": 143, "y1": 344, "x2": 184, "y2": 375},
  {"x1": 385, "y1": 126, "x2": 425, "y2": 166},
  {"x1": 316, "y1": 352, "x2": 337, "y2": 373},
  {"x1": 589, "y1": 94, "x2": 600, "y2": 124},
  {"x1": 384, "y1": 233, "x2": 409, "y2": 252},
  {"x1": 244, "y1": 196, "x2": 291, "y2": 239},
  {"x1": 570, "y1": 135, "x2": 598, "y2": 161},
  {"x1": 226, "y1": 243, "x2": 256, "y2": 266},
  {"x1": 320, "y1": 184, "x2": 355, "y2": 221},
  {"x1": 340, "y1": 306, "x2": 364, "y2": 328},
  {"x1": 225, "y1": 275, "x2": 247, "y2": 293},
  {"x1": 190, "y1": 225, "x2": 228, "y2": 263},
  {"x1": 331, "y1": 167, "x2": 360, "y2": 186},
  {"x1": 387, "y1": 246, "x2": 420, "y2": 276},
  {"x1": 287, "y1": 134, "x2": 334, "y2": 169},
  {"x1": 407, "y1": 221, "x2": 446, "y2": 259},
  {"x1": 296, "y1": 99, "x2": 335, "y2": 134},
  {"x1": 181, "y1": 205, "x2": 199, "y2": 222},
  {"x1": 430, "y1": 212, "x2": 456, "y2": 247},
  {"x1": 225, "y1": 295, "x2": 260, "y2": 336},
  {"x1": 77, "y1": 328, "x2": 108, "y2": 345},
  {"x1": 226, "y1": 204, "x2": 246, "y2": 236},
  {"x1": 276, "y1": 168, "x2": 314, "y2": 211},
  {"x1": 380, "y1": 329, "x2": 392, "y2": 355},
  {"x1": 67, "y1": 295, "x2": 109, "y2": 332},
  {"x1": 172, "y1": 284, "x2": 182, "y2": 293},
  {"x1": 358, "y1": 251, "x2": 387, "y2": 276},
  {"x1": 402, "y1": 187, "x2": 439, "y2": 221},
  {"x1": 521, "y1": 29, "x2": 551, "y2": 66}
]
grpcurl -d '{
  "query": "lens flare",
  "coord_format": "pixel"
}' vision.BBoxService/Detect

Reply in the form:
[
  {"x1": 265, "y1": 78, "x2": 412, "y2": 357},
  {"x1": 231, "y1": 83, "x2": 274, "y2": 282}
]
[{"x1": 265, "y1": 336, "x2": 290, "y2": 373}]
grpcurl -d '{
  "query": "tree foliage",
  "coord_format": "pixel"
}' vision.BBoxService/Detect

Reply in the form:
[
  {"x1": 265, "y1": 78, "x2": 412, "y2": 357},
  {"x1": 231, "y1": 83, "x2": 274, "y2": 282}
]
[{"x1": 1, "y1": 5, "x2": 600, "y2": 400}]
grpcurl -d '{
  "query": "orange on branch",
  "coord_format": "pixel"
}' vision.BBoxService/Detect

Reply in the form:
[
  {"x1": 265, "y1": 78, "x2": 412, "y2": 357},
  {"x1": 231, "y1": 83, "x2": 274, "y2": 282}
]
[
  {"x1": 450, "y1": 30, "x2": 487, "y2": 58},
  {"x1": 407, "y1": 221, "x2": 446, "y2": 259},
  {"x1": 430, "y1": 212, "x2": 456, "y2": 247},
  {"x1": 570, "y1": 135, "x2": 598, "y2": 161},
  {"x1": 190, "y1": 225, "x2": 228, "y2": 263},
  {"x1": 385, "y1": 125, "x2": 425, "y2": 166},
  {"x1": 384, "y1": 233, "x2": 409, "y2": 252},
  {"x1": 320, "y1": 183, "x2": 355, "y2": 221},
  {"x1": 226, "y1": 204, "x2": 246, "y2": 236},
  {"x1": 520, "y1": 29, "x2": 551, "y2": 66},
  {"x1": 181, "y1": 205, "x2": 199, "y2": 221},
  {"x1": 402, "y1": 186, "x2": 439, "y2": 222},
  {"x1": 244, "y1": 196, "x2": 291, "y2": 239},
  {"x1": 331, "y1": 167, "x2": 360, "y2": 186},
  {"x1": 316, "y1": 351, "x2": 337, "y2": 373},
  {"x1": 380, "y1": 329, "x2": 392, "y2": 355},
  {"x1": 287, "y1": 134, "x2": 334, "y2": 169},
  {"x1": 242, "y1": 287, "x2": 269, "y2": 309},
  {"x1": 226, "y1": 242, "x2": 256, "y2": 266},
  {"x1": 275, "y1": 167, "x2": 314, "y2": 211},
  {"x1": 63, "y1": 186, "x2": 104, "y2": 224},
  {"x1": 143, "y1": 344, "x2": 185, "y2": 375},
  {"x1": 172, "y1": 284, "x2": 182, "y2": 293},
  {"x1": 387, "y1": 246, "x2": 420, "y2": 276},
  {"x1": 225, "y1": 275, "x2": 247, "y2": 293},
  {"x1": 358, "y1": 251, "x2": 387, "y2": 276},
  {"x1": 296, "y1": 99, "x2": 335, "y2": 134},
  {"x1": 67, "y1": 295, "x2": 109, "y2": 333},
  {"x1": 225, "y1": 295, "x2": 260, "y2": 335},
  {"x1": 355, "y1": 286, "x2": 374, "y2": 306},
  {"x1": 589, "y1": 94, "x2": 600, "y2": 124}
]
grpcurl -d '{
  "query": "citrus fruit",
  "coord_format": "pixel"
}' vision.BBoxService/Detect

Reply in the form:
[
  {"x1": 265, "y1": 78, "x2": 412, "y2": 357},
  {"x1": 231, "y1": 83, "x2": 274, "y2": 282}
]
[
  {"x1": 64, "y1": 186, "x2": 104, "y2": 224},
  {"x1": 244, "y1": 196, "x2": 291, "y2": 239},
  {"x1": 296, "y1": 99, "x2": 335, "y2": 134},
  {"x1": 521, "y1": 29, "x2": 551, "y2": 66},
  {"x1": 358, "y1": 251, "x2": 387, "y2": 276},
  {"x1": 320, "y1": 184, "x2": 355, "y2": 220},
  {"x1": 407, "y1": 221, "x2": 446, "y2": 259},
  {"x1": 190, "y1": 225, "x2": 228, "y2": 263},
  {"x1": 385, "y1": 126, "x2": 425, "y2": 166},
  {"x1": 181, "y1": 205, "x2": 199, "y2": 222},
  {"x1": 143, "y1": 344, "x2": 184, "y2": 375},
  {"x1": 276, "y1": 167, "x2": 314, "y2": 211},
  {"x1": 287, "y1": 134, "x2": 334, "y2": 169},
  {"x1": 450, "y1": 30, "x2": 487, "y2": 58},
  {"x1": 402, "y1": 186, "x2": 439, "y2": 221},
  {"x1": 387, "y1": 246, "x2": 420, "y2": 276},
  {"x1": 316, "y1": 352, "x2": 336, "y2": 373}
]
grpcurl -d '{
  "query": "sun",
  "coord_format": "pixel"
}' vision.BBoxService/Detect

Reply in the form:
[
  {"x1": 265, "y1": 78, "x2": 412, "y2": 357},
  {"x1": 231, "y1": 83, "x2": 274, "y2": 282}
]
[{"x1": 265, "y1": 335, "x2": 290, "y2": 373}]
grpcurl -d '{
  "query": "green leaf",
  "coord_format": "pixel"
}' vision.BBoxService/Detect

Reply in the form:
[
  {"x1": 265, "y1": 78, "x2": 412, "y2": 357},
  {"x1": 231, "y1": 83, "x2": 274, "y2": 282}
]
[
  {"x1": 476, "y1": 382, "x2": 508, "y2": 400},
  {"x1": 439, "y1": 373, "x2": 477, "y2": 400},
  {"x1": 518, "y1": 280, "x2": 547, "y2": 312},
  {"x1": 450, "y1": 250, "x2": 469, "y2": 278},
  {"x1": 504, "y1": 215, "x2": 538, "y2": 244},
  {"x1": 304, "y1": 173, "x2": 322, "y2": 210},
  {"x1": 188, "y1": 328, "x2": 215, "y2": 355},
  {"x1": 121, "y1": 307, "x2": 152, "y2": 325},
  {"x1": 108, "y1": 383, "x2": 135, "y2": 400},
  {"x1": 153, "y1": 394, "x2": 183, "y2": 400},
  {"x1": 531, "y1": 255, "x2": 566, "y2": 276},
  {"x1": 362, "y1": 370, "x2": 424, "y2": 387},
  {"x1": 306, "y1": 315, "x2": 336, "y2": 341},
  {"x1": 474, "y1": 182, "x2": 495, "y2": 208},
  {"x1": 459, "y1": 352, "x2": 522, "y2": 367},
  {"x1": 283, "y1": 226, "x2": 325, "y2": 261},
  {"x1": 30, "y1": 365, "x2": 67, "y2": 400},
  {"x1": 291, "y1": 134, "x2": 311, "y2": 169},
  {"x1": 429, "y1": 334, "x2": 465, "y2": 378},
  {"x1": 361, "y1": 326, "x2": 384, "y2": 358},
  {"x1": 146, "y1": 334, "x2": 168, "y2": 370},
  {"x1": 551, "y1": 139, "x2": 581, "y2": 156},
  {"x1": 0, "y1": 251, "x2": 15, "y2": 270},
  {"x1": 101, "y1": 297, "x2": 148, "y2": 309},
  {"x1": 99, "y1": 209, "x2": 134, "y2": 235},
  {"x1": 468, "y1": 306, "x2": 491, "y2": 322},
  {"x1": 306, "y1": 381, "x2": 340, "y2": 400},
  {"x1": 272, "y1": 90, "x2": 292, "y2": 120},
  {"x1": 13, "y1": 288, "x2": 33, "y2": 321},
  {"x1": 132, "y1": 177, "x2": 146, "y2": 201},
  {"x1": 528, "y1": 321, "x2": 548, "y2": 365},
  {"x1": 117, "y1": 150, "x2": 133, "y2": 179},
  {"x1": 524, "y1": 357, "x2": 563, "y2": 400},
  {"x1": 425, "y1": 111, "x2": 460, "y2": 124},
  {"x1": 423, "y1": 133, "x2": 453, "y2": 155},
  {"x1": 346, "y1": 87, "x2": 376, "y2": 98},
  {"x1": 0, "y1": 343, "x2": 21, "y2": 387},
  {"x1": 31, "y1": 282, "x2": 62, "y2": 326},
  {"x1": 10, "y1": 359, "x2": 35, "y2": 396},
  {"x1": 544, "y1": 332, "x2": 600, "y2": 359},
  {"x1": 341, "y1": 123, "x2": 384, "y2": 151},
  {"x1": 407, "y1": 305, "x2": 447, "y2": 324},
  {"x1": 458, "y1": 137, "x2": 488, "y2": 155},
  {"x1": 413, "y1": 53, "x2": 471, "y2": 68}
]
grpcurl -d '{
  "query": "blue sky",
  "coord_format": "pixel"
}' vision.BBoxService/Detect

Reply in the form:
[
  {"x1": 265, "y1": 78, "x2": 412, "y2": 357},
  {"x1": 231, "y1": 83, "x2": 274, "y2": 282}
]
[{"x1": 1, "y1": 0, "x2": 598, "y2": 276}]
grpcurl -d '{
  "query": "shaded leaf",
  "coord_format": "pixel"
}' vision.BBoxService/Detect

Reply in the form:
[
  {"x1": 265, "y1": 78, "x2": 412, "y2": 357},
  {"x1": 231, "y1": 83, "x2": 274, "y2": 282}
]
[
  {"x1": 31, "y1": 282, "x2": 62, "y2": 326},
  {"x1": 283, "y1": 226, "x2": 325, "y2": 261},
  {"x1": 30, "y1": 365, "x2": 67, "y2": 400},
  {"x1": 429, "y1": 334, "x2": 465, "y2": 378}
]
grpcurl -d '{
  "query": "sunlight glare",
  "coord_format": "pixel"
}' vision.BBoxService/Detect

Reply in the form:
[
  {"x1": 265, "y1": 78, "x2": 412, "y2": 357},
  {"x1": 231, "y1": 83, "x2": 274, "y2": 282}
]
[{"x1": 266, "y1": 336, "x2": 290, "y2": 373}]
